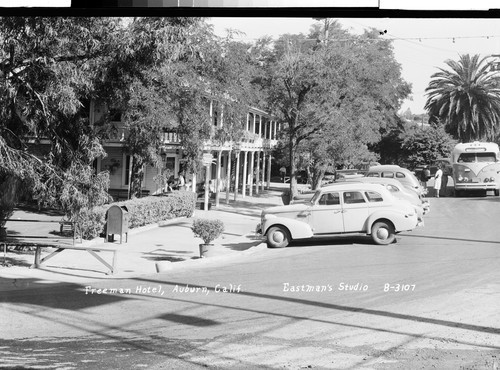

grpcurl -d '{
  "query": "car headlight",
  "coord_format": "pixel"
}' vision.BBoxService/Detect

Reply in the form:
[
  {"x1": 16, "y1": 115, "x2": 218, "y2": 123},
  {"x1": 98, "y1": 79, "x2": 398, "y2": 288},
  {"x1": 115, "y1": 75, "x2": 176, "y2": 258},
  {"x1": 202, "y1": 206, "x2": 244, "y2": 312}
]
[{"x1": 485, "y1": 178, "x2": 489, "y2": 183}]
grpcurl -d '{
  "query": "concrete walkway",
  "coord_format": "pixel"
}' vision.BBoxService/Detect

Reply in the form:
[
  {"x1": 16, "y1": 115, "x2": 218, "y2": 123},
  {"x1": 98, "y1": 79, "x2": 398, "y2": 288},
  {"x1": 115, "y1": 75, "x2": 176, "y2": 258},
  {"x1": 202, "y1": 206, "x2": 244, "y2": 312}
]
[{"x1": 0, "y1": 186, "x2": 289, "y2": 290}]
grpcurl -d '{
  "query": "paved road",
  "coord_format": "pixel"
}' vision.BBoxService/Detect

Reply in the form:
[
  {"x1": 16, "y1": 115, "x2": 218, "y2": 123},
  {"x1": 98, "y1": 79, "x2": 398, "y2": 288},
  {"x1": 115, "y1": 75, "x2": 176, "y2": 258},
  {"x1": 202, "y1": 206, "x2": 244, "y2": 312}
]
[{"x1": 1, "y1": 196, "x2": 499, "y2": 369}]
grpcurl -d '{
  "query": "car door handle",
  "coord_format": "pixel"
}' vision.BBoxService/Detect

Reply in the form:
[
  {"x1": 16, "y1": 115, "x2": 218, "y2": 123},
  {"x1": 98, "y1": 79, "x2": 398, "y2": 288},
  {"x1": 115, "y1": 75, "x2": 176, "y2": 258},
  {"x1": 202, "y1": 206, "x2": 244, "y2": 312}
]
[
  {"x1": 298, "y1": 212, "x2": 311, "y2": 217},
  {"x1": 334, "y1": 210, "x2": 342, "y2": 214}
]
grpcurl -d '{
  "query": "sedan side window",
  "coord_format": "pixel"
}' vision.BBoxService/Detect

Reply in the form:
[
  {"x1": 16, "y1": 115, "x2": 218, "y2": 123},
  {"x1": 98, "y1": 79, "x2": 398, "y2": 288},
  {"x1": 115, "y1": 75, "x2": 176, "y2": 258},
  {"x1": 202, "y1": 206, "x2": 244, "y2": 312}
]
[
  {"x1": 319, "y1": 192, "x2": 340, "y2": 206},
  {"x1": 396, "y1": 172, "x2": 406, "y2": 178},
  {"x1": 381, "y1": 172, "x2": 395, "y2": 178},
  {"x1": 343, "y1": 191, "x2": 366, "y2": 204},
  {"x1": 365, "y1": 191, "x2": 384, "y2": 202},
  {"x1": 367, "y1": 172, "x2": 379, "y2": 177}
]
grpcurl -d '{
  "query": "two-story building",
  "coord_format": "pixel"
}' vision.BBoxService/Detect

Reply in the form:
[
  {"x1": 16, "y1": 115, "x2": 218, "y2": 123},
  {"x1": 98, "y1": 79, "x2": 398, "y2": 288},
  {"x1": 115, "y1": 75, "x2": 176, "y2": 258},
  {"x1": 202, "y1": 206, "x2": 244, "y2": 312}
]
[{"x1": 91, "y1": 100, "x2": 280, "y2": 205}]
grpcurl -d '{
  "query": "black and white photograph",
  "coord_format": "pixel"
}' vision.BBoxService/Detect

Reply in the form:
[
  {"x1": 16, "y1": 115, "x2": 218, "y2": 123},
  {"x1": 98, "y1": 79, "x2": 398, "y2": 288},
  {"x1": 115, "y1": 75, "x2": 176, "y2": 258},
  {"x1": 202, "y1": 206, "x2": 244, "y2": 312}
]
[{"x1": 0, "y1": 5, "x2": 499, "y2": 369}]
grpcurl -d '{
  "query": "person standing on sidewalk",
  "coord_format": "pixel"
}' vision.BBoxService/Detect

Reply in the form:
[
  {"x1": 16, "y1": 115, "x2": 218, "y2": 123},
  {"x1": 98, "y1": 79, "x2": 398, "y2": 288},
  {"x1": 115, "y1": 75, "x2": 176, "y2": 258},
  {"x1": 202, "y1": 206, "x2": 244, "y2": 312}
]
[
  {"x1": 178, "y1": 171, "x2": 185, "y2": 191},
  {"x1": 434, "y1": 165, "x2": 443, "y2": 198}
]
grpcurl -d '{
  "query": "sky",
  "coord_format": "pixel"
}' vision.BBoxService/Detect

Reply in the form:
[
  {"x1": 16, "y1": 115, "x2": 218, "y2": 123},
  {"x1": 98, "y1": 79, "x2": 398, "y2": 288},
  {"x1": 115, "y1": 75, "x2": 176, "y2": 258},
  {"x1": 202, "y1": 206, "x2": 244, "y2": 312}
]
[{"x1": 209, "y1": 17, "x2": 500, "y2": 115}]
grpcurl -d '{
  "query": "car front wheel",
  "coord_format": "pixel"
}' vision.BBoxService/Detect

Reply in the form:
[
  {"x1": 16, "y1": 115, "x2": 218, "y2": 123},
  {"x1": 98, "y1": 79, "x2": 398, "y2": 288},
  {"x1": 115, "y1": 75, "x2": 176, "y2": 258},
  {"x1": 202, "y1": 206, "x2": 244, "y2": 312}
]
[
  {"x1": 266, "y1": 226, "x2": 291, "y2": 248},
  {"x1": 371, "y1": 221, "x2": 396, "y2": 245}
]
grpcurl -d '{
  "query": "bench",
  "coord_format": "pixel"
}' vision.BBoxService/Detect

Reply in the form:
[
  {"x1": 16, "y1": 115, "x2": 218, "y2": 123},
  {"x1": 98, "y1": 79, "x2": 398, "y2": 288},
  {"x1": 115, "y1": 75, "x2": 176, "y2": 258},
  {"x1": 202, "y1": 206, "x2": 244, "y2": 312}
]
[
  {"x1": 1, "y1": 219, "x2": 117, "y2": 275},
  {"x1": 32, "y1": 244, "x2": 118, "y2": 275}
]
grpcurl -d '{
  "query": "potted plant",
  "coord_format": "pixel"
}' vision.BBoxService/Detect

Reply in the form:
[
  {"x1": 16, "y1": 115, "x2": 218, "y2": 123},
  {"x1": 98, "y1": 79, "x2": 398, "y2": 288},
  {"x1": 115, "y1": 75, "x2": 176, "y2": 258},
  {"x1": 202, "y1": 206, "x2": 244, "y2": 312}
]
[{"x1": 191, "y1": 218, "x2": 225, "y2": 258}]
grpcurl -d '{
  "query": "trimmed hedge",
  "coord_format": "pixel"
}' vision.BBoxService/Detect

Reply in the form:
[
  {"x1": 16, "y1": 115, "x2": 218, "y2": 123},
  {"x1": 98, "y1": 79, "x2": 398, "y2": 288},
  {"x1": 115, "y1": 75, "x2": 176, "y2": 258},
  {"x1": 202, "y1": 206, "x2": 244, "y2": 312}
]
[{"x1": 77, "y1": 191, "x2": 196, "y2": 240}]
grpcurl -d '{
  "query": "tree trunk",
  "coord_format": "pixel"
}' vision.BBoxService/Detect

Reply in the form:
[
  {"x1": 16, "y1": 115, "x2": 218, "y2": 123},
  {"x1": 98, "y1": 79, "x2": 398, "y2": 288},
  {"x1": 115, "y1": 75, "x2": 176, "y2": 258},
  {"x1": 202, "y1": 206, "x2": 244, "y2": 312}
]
[
  {"x1": 289, "y1": 136, "x2": 298, "y2": 198},
  {"x1": 130, "y1": 157, "x2": 144, "y2": 199},
  {"x1": 311, "y1": 168, "x2": 325, "y2": 190}
]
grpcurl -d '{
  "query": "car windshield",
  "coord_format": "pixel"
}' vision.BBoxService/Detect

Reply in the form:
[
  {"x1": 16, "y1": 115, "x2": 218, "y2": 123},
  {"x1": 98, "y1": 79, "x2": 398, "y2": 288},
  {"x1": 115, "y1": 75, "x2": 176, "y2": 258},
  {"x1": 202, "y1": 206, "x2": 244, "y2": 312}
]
[{"x1": 458, "y1": 152, "x2": 496, "y2": 163}]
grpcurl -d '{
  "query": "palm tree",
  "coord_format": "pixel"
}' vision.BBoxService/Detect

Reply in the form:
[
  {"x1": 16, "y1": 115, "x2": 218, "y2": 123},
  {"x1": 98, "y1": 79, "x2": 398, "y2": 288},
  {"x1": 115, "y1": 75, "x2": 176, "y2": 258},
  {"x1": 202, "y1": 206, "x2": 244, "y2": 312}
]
[{"x1": 425, "y1": 54, "x2": 500, "y2": 142}]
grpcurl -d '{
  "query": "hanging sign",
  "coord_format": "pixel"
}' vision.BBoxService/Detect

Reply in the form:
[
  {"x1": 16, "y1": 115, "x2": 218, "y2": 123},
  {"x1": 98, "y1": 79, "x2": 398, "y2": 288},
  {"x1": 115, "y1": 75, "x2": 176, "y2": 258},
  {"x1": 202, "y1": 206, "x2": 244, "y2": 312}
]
[{"x1": 202, "y1": 153, "x2": 214, "y2": 166}]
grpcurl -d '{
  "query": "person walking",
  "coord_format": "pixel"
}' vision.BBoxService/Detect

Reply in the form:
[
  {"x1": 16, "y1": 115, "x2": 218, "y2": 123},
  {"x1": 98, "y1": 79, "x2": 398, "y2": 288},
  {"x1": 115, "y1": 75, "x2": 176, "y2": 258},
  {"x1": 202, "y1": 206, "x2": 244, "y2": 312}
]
[{"x1": 434, "y1": 165, "x2": 443, "y2": 198}]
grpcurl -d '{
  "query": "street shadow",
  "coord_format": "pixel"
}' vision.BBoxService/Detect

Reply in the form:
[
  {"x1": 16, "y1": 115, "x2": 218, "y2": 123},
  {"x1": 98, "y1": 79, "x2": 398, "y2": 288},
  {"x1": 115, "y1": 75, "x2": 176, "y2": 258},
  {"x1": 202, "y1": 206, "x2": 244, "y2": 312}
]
[
  {"x1": 142, "y1": 249, "x2": 193, "y2": 263},
  {"x1": 158, "y1": 313, "x2": 220, "y2": 327},
  {"x1": 221, "y1": 240, "x2": 263, "y2": 251},
  {"x1": 148, "y1": 248, "x2": 192, "y2": 254},
  {"x1": 142, "y1": 255, "x2": 188, "y2": 263},
  {"x1": 0, "y1": 280, "x2": 131, "y2": 310},
  {"x1": 136, "y1": 277, "x2": 500, "y2": 341}
]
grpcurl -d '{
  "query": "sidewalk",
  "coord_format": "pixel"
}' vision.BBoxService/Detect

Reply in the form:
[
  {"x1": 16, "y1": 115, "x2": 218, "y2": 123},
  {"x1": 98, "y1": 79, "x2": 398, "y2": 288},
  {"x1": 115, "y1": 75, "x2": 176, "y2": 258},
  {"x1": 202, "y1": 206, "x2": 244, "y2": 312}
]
[{"x1": 0, "y1": 186, "x2": 287, "y2": 290}]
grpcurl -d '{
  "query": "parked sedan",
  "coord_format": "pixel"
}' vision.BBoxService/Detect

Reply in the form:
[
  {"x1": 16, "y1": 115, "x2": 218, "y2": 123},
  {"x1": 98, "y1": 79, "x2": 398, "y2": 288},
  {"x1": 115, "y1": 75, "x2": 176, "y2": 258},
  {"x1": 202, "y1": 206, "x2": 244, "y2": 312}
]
[
  {"x1": 258, "y1": 183, "x2": 420, "y2": 248},
  {"x1": 344, "y1": 177, "x2": 430, "y2": 217},
  {"x1": 365, "y1": 165, "x2": 426, "y2": 196}
]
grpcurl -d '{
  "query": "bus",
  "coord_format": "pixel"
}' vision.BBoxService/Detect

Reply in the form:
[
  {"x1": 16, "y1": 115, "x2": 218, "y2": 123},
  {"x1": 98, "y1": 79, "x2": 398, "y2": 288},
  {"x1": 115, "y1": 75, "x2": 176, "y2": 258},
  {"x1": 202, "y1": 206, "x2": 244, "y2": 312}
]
[{"x1": 451, "y1": 141, "x2": 500, "y2": 197}]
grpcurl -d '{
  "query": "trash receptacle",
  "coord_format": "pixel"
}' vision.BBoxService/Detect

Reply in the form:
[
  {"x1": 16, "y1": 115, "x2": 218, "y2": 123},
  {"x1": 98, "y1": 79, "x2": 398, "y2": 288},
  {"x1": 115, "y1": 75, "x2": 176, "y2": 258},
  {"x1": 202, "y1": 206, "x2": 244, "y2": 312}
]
[{"x1": 105, "y1": 205, "x2": 129, "y2": 244}]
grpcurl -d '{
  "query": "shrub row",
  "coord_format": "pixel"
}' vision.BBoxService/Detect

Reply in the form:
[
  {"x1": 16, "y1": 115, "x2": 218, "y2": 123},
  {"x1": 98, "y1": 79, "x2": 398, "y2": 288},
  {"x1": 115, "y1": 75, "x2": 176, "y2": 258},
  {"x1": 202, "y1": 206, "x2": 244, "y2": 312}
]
[{"x1": 77, "y1": 191, "x2": 196, "y2": 240}]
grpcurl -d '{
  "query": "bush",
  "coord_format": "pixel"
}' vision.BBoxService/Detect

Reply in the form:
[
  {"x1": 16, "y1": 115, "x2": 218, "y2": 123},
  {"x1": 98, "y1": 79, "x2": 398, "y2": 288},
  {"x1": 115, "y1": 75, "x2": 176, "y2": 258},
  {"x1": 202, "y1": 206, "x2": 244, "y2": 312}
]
[
  {"x1": 191, "y1": 218, "x2": 225, "y2": 245},
  {"x1": 77, "y1": 191, "x2": 196, "y2": 240}
]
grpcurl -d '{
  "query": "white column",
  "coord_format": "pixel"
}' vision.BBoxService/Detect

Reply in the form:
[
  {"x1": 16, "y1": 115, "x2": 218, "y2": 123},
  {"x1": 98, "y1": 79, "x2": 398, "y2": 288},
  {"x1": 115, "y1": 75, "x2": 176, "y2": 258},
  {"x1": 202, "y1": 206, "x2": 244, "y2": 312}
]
[
  {"x1": 204, "y1": 165, "x2": 210, "y2": 211},
  {"x1": 192, "y1": 173, "x2": 197, "y2": 192},
  {"x1": 259, "y1": 115, "x2": 262, "y2": 138},
  {"x1": 255, "y1": 151, "x2": 261, "y2": 195},
  {"x1": 234, "y1": 151, "x2": 240, "y2": 201},
  {"x1": 261, "y1": 152, "x2": 266, "y2": 192},
  {"x1": 215, "y1": 150, "x2": 222, "y2": 207},
  {"x1": 226, "y1": 151, "x2": 231, "y2": 204},
  {"x1": 248, "y1": 151, "x2": 255, "y2": 197},
  {"x1": 242, "y1": 151, "x2": 248, "y2": 199},
  {"x1": 267, "y1": 153, "x2": 272, "y2": 189}
]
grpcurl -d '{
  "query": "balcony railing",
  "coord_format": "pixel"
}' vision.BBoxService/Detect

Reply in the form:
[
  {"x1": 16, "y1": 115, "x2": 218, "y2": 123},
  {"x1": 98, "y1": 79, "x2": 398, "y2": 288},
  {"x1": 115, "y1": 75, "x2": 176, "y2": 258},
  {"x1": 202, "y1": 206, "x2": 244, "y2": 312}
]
[
  {"x1": 161, "y1": 131, "x2": 180, "y2": 143},
  {"x1": 104, "y1": 123, "x2": 275, "y2": 150}
]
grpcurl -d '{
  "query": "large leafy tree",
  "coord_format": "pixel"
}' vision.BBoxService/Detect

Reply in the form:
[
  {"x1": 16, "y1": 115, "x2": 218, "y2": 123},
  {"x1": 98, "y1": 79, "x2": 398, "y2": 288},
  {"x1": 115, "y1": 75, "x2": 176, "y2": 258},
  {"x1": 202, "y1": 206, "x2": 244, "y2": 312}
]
[
  {"x1": 0, "y1": 17, "x2": 121, "y2": 220},
  {"x1": 258, "y1": 21, "x2": 410, "y2": 194},
  {"x1": 107, "y1": 18, "x2": 258, "y2": 197},
  {"x1": 425, "y1": 54, "x2": 500, "y2": 142}
]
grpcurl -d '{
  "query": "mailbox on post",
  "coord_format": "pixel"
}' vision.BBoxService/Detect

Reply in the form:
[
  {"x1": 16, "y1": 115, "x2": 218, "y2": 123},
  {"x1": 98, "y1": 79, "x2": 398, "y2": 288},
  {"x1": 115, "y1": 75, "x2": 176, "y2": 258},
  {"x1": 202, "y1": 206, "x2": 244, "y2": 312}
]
[{"x1": 105, "y1": 205, "x2": 129, "y2": 244}]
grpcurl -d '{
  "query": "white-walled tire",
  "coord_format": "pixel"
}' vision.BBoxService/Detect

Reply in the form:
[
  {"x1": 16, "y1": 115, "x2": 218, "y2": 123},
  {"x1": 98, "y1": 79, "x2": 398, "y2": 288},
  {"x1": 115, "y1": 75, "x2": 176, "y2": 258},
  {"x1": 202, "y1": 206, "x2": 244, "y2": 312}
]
[
  {"x1": 266, "y1": 226, "x2": 291, "y2": 248},
  {"x1": 371, "y1": 221, "x2": 396, "y2": 245}
]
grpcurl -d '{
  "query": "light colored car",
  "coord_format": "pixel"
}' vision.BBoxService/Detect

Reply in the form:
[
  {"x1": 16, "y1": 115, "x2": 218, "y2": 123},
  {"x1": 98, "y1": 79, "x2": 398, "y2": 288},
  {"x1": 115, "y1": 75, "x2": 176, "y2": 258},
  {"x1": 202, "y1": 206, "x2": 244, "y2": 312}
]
[
  {"x1": 345, "y1": 177, "x2": 430, "y2": 217},
  {"x1": 365, "y1": 165, "x2": 426, "y2": 196},
  {"x1": 258, "y1": 183, "x2": 420, "y2": 248}
]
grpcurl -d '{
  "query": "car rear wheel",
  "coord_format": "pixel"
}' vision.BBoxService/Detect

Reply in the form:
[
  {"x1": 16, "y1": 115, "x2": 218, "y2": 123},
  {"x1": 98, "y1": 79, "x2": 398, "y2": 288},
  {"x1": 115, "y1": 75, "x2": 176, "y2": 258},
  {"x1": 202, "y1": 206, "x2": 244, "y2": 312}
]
[
  {"x1": 267, "y1": 226, "x2": 291, "y2": 248},
  {"x1": 371, "y1": 221, "x2": 396, "y2": 245}
]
